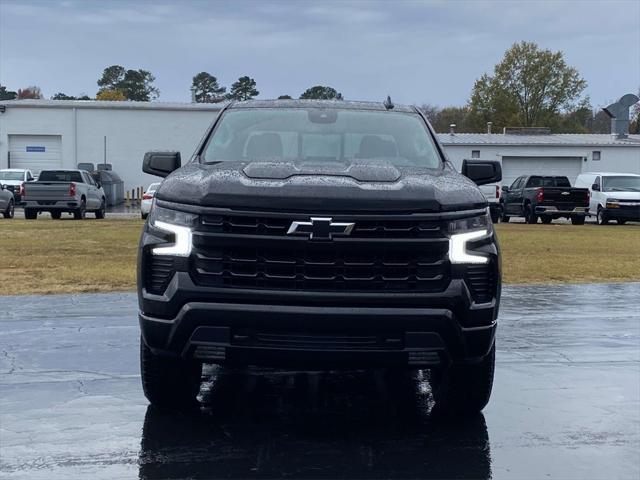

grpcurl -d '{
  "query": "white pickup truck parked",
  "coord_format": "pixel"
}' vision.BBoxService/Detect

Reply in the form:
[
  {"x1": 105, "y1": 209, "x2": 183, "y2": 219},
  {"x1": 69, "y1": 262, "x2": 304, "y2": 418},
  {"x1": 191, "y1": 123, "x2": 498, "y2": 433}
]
[
  {"x1": 0, "y1": 168, "x2": 35, "y2": 204},
  {"x1": 22, "y1": 169, "x2": 106, "y2": 220}
]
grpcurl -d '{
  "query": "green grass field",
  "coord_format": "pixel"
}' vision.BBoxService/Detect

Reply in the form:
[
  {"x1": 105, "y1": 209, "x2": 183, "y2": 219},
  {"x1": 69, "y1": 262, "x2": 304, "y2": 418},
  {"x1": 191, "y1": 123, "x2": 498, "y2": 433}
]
[{"x1": 1, "y1": 218, "x2": 638, "y2": 295}]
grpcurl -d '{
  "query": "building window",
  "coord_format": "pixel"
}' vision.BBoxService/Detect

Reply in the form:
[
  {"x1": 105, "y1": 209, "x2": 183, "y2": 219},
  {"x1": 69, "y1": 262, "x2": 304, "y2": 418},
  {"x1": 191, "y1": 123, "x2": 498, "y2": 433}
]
[
  {"x1": 471, "y1": 150, "x2": 480, "y2": 158},
  {"x1": 592, "y1": 151, "x2": 601, "y2": 161}
]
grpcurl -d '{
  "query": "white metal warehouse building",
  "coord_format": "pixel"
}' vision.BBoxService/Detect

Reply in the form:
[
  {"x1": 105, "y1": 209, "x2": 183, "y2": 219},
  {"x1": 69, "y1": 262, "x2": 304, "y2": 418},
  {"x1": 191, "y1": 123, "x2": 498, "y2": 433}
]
[
  {"x1": 0, "y1": 100, "x2": 222, "y2": 190},
  {"x1": 1, "y1": 99, "x2": 639, "y2": 191},
  {"x1": 439, "y1": 132, "x2": 640, "y2": 187}
]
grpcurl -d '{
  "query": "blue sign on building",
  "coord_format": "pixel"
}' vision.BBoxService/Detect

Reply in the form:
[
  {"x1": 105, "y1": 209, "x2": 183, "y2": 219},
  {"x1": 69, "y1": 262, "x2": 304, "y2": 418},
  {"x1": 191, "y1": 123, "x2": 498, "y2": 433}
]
[{"x1": 26, "y1": 146, "x2": 46, "y2": 152}]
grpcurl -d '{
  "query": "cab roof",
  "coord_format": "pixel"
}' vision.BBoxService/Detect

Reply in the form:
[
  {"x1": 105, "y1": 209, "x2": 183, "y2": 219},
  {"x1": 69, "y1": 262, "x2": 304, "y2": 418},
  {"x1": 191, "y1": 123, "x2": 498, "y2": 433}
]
[{"x1": 229, "y1": 99, "x2": 417, "y2": 113}]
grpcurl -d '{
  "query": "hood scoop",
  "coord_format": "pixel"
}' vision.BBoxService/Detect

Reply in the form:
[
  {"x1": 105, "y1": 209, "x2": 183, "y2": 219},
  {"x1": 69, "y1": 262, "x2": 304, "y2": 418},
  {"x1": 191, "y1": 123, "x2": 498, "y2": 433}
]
[{"x1": 242, "y1": 161, "x2": 401, "y2": 182}]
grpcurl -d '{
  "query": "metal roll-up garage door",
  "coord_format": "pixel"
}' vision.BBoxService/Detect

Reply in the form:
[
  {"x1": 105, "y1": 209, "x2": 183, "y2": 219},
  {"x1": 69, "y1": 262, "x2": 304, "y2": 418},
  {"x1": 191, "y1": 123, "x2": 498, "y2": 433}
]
[
  {"x1": 8, "y1": 135, "x2": 63, "y2": 175},
  {"x1": 501, "y1": 156, "x2": 583, "y2": 187}
]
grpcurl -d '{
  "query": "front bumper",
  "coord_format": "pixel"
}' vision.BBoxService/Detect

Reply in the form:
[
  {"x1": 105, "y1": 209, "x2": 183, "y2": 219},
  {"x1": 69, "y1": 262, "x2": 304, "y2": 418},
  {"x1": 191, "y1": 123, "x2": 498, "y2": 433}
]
[
  {"x1": 139, "y1": 272, "x2": 498, "y2": 369},
  {"x1": 603, "y1": 206, "x2": 640, "y2": 221}
]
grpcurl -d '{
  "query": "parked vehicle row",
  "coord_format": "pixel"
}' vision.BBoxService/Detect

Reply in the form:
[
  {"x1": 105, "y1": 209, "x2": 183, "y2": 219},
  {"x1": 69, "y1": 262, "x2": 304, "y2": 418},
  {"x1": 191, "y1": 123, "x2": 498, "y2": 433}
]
[
  {"x1": 495, "y1": 172, "x2": 640, "y2": 225},
  {"x1": 2, "y1": 167, "x2": 638, "y2": 225}
]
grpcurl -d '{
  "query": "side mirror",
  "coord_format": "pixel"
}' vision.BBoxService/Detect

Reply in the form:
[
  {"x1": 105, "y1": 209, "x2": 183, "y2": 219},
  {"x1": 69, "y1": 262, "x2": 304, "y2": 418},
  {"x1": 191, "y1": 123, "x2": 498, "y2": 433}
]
[
  {"x1": 462, "y1": 159, "x2": 502, "y2": 186},
  {"x1": 96, "y1": 181, "x2": 102, "y2": 189},
  {"x1": 143, "y1": 151, "x2": 181, "y2": 178},
  {"x1": 592, "y1": 183, "x2": 600, "y2": 191},
  {"x1": 501, "y1": 186, "x2": 509, "y2": 193},
  {"x1": 0, "y1": 184, "x2": 4, "y2": 190}
]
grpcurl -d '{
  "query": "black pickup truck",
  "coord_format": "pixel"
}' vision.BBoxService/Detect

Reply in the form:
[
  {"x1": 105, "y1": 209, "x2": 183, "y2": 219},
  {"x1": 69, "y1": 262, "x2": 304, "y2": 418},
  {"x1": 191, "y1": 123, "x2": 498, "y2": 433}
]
[
  {"x1": 137, "y1": 99, "x2": 502, "y2": 416},
  {"x1": 500, "y1": 175, "x2": 589, "y2": 224}
]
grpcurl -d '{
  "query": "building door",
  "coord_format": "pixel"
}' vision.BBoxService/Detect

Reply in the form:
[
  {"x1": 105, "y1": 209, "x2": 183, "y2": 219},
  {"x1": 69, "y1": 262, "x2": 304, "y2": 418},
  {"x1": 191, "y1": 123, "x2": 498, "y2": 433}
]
[
  {"x1": 8, "y1": 135, "x2": 63, "y2": 176},
  {"x1": 501, "y1": 156, "x2": 583, "y2": 186}
]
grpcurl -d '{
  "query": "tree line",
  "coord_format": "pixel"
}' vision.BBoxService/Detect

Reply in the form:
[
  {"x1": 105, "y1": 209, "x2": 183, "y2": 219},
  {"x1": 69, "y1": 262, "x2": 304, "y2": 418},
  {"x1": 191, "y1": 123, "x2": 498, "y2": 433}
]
[
  {"x1": 0, "y1": 68, "x2": 343, "y2": 103},
  {"x1": 1, "y1": 41, "x2": 638, "y2": 134}
]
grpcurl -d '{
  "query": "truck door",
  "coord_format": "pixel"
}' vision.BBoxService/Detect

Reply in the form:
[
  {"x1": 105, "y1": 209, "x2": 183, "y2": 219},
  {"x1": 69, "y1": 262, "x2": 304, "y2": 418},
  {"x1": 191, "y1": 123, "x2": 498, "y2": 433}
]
[
  {"x1": 83, "y1": 172, "x2": 99, "y2": 209},
  {"x1": 505, "y1": 177, "x2": 522, "y2": 214},
  {"x1": 592, "y1": 175, "x2": 602, "y2": 211}
]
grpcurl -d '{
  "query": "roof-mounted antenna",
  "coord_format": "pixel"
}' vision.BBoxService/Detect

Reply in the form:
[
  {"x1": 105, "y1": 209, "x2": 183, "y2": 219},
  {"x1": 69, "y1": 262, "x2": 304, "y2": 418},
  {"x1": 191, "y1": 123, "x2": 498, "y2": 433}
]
[{"x1": 383, "y1": 95, "x2": 394, "y2": 110}]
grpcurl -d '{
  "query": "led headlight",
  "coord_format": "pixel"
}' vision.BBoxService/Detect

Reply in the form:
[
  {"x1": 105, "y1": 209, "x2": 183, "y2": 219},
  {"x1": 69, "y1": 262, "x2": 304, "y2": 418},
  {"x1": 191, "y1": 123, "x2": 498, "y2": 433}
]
[
  {"x1": 448, "y1": 212, "x2": 491, "y2": 264},
  {"x1": 148, "y1": 206, "x2": 197, "y2": 257}
]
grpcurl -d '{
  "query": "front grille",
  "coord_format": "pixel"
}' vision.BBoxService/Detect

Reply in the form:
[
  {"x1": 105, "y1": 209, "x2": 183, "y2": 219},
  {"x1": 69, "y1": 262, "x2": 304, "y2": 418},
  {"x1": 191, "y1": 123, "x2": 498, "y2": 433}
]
[
  {"x1": 190, "y1": 210, "x2": 451, "y2": 293},
  {"x1": 201, "y1": 214, "x2": 443, "y2": 239},
  {"x1": 144, "y1": 256, "x2": 174, "y2": 295},
  {"x1": 192, "y1": 245, "x2": 449, "y2": 292},
  {"x1": 233, "y1": 331, "x2": 403, "y2": 350},
  {"x1": 465, "y1": 263, "x2": 497, "y2": 303}
]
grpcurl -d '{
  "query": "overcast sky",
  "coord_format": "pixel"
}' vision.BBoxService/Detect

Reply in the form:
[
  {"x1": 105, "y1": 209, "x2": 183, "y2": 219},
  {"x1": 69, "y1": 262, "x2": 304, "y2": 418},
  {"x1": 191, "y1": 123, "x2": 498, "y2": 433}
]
[{"x1": 1, "y1": 0, "x2": 638, "y2": 108}]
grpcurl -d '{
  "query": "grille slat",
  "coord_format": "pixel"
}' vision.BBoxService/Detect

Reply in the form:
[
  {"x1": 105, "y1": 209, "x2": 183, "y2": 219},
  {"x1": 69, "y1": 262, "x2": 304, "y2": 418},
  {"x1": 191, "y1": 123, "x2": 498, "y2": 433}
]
[{"x1": 200, "y1": 215, "x2": 446, "y2": 239}]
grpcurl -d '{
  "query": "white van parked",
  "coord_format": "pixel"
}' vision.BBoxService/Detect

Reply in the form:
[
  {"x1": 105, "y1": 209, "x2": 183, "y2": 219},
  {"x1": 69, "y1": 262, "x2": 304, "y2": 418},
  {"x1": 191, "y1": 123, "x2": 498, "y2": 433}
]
[{"x1": 574, "y1": 172, "x2": 640, "y2": 225}]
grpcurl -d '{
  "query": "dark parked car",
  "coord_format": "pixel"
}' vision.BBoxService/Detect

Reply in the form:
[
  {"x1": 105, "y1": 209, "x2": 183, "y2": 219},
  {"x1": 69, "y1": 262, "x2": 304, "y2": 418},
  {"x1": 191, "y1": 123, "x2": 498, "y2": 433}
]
[
  {"x1": 0, "y1": 184, "x2": 15, "y2": 218},
  {"x1": 137, "y1": 99, "x2": 502, "y2": 415},
  {"x1": 500, "y1": 175, "x2": 590, "y2": 224}
]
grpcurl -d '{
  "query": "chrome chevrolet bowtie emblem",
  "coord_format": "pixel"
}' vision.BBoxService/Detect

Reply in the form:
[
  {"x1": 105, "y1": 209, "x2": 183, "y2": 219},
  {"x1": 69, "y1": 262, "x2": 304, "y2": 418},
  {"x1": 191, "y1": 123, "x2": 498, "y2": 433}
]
[
  {"x1": 561, "y1": 191, "x2": 570, "y2": 196},
  {"x1": 287, "y1": 217, "x2": 355, "y2": 240}
]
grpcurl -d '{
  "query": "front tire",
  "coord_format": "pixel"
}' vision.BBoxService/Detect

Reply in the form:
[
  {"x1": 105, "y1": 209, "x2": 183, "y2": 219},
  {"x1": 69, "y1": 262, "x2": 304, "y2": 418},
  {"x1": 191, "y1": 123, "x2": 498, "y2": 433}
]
[
  {"x1": 597, "y1": 207, "x2": 609, "y2": 225},
  {"x1": 140, "y1": 337, "x2": 202, "y2": 408},
  {"x1": 3, "y1": 199, "x2": 14, "y2": 219},
  {"x1": 433, "y1": 345, "x2": 495, "y2": 416},
  {"x1": 541, "y1": 216, "x2": 553, "y2": 224},
  {"x1": 489, "y1": 209, "x2": 500, "y2": 224},
  {"x1": 51, "y1": 211, "x2": 61, "y2": 220},
  {"x1": 617, "y1": 219, "x2": 627, "y2": 225},
  {"x1": 571, "y1": 215, "x2": 585, "y2": 225},
  {"x1": 24, "y1": 208, "x2": 37, "y2": 220}
]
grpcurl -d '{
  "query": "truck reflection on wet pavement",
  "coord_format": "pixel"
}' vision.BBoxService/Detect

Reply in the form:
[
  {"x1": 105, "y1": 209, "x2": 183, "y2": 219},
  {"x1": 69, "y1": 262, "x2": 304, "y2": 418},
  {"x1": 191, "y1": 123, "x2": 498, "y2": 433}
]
[{"x1": 140, "y1": 368, "x2": 490, "y2": 479}]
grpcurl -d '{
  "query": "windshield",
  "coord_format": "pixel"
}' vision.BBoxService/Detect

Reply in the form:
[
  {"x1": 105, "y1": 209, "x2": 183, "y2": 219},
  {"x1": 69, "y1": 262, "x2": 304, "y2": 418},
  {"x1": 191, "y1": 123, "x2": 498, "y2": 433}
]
[
  {"x1": 38, "y1": 171, "x2": 83, "y2": 182},
  {"x1": 0, "y1": 171, "x2": 23, "y2": 181},
  {"x1": 202, "y1": 108, "x2": 442, "y2": 168},
  {"x1": 603, "y1": 176, "x2": 640, "y2": 192}
]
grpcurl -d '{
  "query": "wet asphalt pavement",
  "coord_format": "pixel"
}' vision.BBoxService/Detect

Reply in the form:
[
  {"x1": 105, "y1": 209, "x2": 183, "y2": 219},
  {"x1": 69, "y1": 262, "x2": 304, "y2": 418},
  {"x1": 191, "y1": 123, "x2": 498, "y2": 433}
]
[{"x1": 1, "y1": 283, "x2": 639, "y2": 480}]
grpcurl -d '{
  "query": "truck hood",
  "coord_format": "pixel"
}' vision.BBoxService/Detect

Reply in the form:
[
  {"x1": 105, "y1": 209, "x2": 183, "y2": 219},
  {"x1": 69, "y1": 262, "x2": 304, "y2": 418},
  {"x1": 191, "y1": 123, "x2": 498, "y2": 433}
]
[
  {"x1": 602, "y1": 191, "x2": 640, "y2": 201},
  {"x1": 0, "y1": 180, "x2": 22, "y2": 187},
  {"x1": 156, "y1": 161, "x2": 487, "y2": 212}
]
